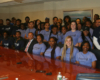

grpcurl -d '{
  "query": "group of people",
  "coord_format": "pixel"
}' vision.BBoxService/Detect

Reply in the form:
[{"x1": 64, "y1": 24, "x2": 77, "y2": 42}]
[{"x1": 0, "y1": 14, "x2": 100, "y2": 69}]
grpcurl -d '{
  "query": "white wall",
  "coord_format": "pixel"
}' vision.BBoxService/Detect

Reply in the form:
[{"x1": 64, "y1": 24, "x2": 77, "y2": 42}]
[{"x1": 0, "y1": 0, "x2": 100, "y2": 24}]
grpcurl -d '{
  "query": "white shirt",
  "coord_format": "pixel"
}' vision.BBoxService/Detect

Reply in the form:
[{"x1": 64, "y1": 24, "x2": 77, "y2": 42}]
[{"x1": 25, "y1": 39, "x2": 33, "y2": 52}]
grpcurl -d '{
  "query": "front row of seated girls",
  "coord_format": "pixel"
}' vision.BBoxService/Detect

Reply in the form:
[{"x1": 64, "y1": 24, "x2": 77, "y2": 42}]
[{"x1": 32, "y1": 34, "x2": 97, "y2": 69}]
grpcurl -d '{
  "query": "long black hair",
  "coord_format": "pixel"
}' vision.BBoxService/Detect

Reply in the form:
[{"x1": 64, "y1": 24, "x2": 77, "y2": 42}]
[
  {"x1": 63, "y1": 15, "x2": 71, "y2": 25},
  {"x1": 81, "y1": 30, "x2": 92, "y2": 42},
  {"x1": 45, "y1": 37, "x2": 57, "y2": 59},
  {"x1": 80, "y1": 41, "x2": 91, "y2": 51}
]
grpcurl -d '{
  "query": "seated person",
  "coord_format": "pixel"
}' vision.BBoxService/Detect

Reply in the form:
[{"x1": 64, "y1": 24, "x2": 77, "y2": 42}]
[
  {"x1": 24, "y1": 32, "x2": 37, "y2": 53},
  {"x1": 61, "y1": 36, "x2": 79, "y2": 63},
  {"x1": 0, "y1": 31, "x2": 13, "y2": 48},
  {"x1": 44, "y1": 37, "x2": 61, "y2": 59},
  {"x1": 13, "y1": 31, "x2": 24, "y2": 51},
  {"x1": 32, "y1": 34, "x2": 46, "y2": 55},
  {"x1": 76, "y1": 41, "x2": 97, "y2": 68}
]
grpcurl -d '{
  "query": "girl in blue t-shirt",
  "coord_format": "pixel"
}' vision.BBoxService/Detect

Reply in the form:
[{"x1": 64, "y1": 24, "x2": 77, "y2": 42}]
[
  {"x1": 49, "y1": 25, "x2": 61, "y2": 44},
  {"x1": 61, "y1": 36, "x2": 79, "y2": 63},
  {"x1": 32, "y1": 34, "x2": 46, "y2": 55},
  {"x1": 76, "y1": 41, "x2": 97, "y2": 68},
  {"x1": 40, "y1": 22, "x2": 51, "y2": 42},
  {"x1": 61, "y1": 26, "x2": 67, "y2": 44},
  {"x1": 44, "y1": 37, "x2": 61, "y2": 59},
  {"x1": 81, "y1": 26, "x2": 93, "y2": 49},
  {"x1": 64, "y1": 21, "x2": 82, "y2": 47}
]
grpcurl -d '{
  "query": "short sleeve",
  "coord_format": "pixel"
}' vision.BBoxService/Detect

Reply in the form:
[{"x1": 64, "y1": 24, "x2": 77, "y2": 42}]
[
  {"x1": 55, "y1": 47, "x2": 61, "y2": 57},
  {"x1": 91, "y1": 53, "x2": 97, "y2": 62},
  {"x1": 41, "y1": 44, "x2": 46, "y2": 53},
  {"x1": 78, "y1": 36, "x2": 83, "y2": 43}
]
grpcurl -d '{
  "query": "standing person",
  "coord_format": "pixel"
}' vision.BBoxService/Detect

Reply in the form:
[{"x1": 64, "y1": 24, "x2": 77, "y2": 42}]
[
  {"x1": 61, "y1": 26, "x2": 67, "y2": 44},
  {"x1": 76, "y1": 41, "x2": 97, "y2": 68},
  {"x1": 44, "y1": 37, "x2": 61, "y2": 59},
  {"x1": 32, "y1": 34, "x2": 46, "y2": 55},
  {"x1": 49, "y1": 17, "x2": 58, "y2": 30},
  {"x1": 45, "y1": 17, "x2": 50, "y2": 23},
  {"x1": 63, "y1": 16, "x2": 71, "y2": 25},
  {"x1": 64, "y1": 21, "x2": 82, "y2": 47},
  {"x1": 13, "y1": 31, "x2": 24, "y2": 51},
  {"x1": 24, "y1": 16, "x2": 30, "y2": 29},
  {"x1": 24, "y1": 21, "x2": 36, "y2": 39},
  {"x1": 5, "y1": 19, "x2": 13, "y2": 36},
  {"x1": 24, "y1": 32, "x2": 37, "y2": 53},
  {"x1": 61, "y1": 36, "x2": 79, "y2": 63},
  {"x1": 81, "y1": 26, "x2": 93, "y2": 49},
  {"x1": 17, "y1": 23, "x2": 26, "y2": 38},
  {"x1": 40, "y1": 22, "x2": 51, "y2": 42}
]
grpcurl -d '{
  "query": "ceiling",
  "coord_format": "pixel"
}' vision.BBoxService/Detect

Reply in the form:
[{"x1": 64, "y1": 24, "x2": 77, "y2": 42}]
[{"x1": 0, "y1": 0, "x2": 66, "y2": 7}]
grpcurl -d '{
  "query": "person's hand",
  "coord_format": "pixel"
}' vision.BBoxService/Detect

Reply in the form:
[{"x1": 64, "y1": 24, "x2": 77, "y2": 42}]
[{"x1": 75, "y1": 43, "x2": 79, "y2": 47}]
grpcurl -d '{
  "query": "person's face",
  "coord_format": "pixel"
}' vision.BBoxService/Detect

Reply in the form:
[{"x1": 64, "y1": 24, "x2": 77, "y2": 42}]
[
  {"x1": 28, "y1": 33, "x2": 34, "y2": 40},
  {"x1": 37, "y1": 36, "x2": 42, "y2": 43},
  {"x1": 86, "y1": 21, "x2": 91, "y2": 28},
  {"x1": 58, "y1": 19, "x2": 62, "y2": 24},
  {"x1": 96, "y1": 20, "x2": 100, "y2": 27},
  {"x1": 94, "y1": 15, "x2": 99, "y2": 21},
  {"x1": 41, "y1": 23, "x2": 44, "y2": 30},
  {"x1": 3, "y1": 33, "x2": 7, "y2": 38},
  {"x1": 66, "y1": 38, "x2": 72, "y2": 48},
  {"x1": 29, "y1": 22, "x2": 34, "y2": 28},
  {"x1": 57, "y1": 22, "x2": 60, "y2": 27},
  {"x1": 53, "y1": 18, "x2": 58, "y2": 24},
  {"x1": 52, "y1": 27, "x2": 58, "y2": 34},
  {"x1": 25, "y1": 18, "x2": 30, "y2": 23},
  {"x1": 16, "y1": 32, "x2": 21, "y2": 38},
  {"x1": 77, "y1": 24, "x2": 82, "y2": 30},
  {"x1": 82, "y1": 17, "x2": 87, "y2": 23},
  {"x1": 65, "y1": 18, "x2": 69, "y2": 22},
  {"x1": 82, "y1": 43, "x2": 89, "y2": 52},
  {"x1": 45, "y1": 23, "x2": 50, "y2": 29},
  {"x1": 21, "y1": 25, "x2": 25, "y2": 30},
  {"x1": 45, "y1": 19, "x2": 49, "y2": 23},
  {"x1": 83, "y1": 30, "x2": 89, "y2": 36},
  {"x1": 76, "y1": 19, "x2": 80, "y2": 24},
  {"x1": 49, "y1": 38, "x2": 56, "y2": 47},
  {"x1": 16, "y1": 21, "x2": 21, "y2": 26},
  {"x1": 0, "y1": 20, "x2": 3, "y2": 25},
  {"x1": 71, "y1": 22, "x2": 76, "y2": 30},
  {"x1": 6, "y1": 21, "x2": 10, "y2": 25},
  {"x1": 62, "y1": 27, "x2": 67, "y2": 34},
  {"x1": 37, "y1": 20, "x2": 40, "y2": 25}
]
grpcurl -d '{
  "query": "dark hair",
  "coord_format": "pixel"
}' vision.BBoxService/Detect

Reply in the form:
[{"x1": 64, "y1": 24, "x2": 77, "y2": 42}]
[
  {"x1": 45, "y1": 37, "x2": 57, "y2": 59},
  {"x1": 81, "y1": 30, "x2": 92, "y2": 42},
  {"x1": 6, "y1": 19, "x2": 11, "y2": 22},
  {"x1": 80, "y1": 41, "x2": 91, "y2": 51},
  {"x1": 25, "y1": 16, "x2": 30, "y2": 20},
  {"x1": 3, "y1": 31, "x2": 8, "y2": 35},
  {"x1": 16, "y1": 31, "x2": 21, "y2": 35},
  {"x1": 53, "y1": 17, "x2": 58, "y2": 20},
  {"x1": 76, "y1": 18, "x2": 81, "y2": 24},
  {"x1": 61, "y1": 26, "x2": 67, "y2": 31},
  {"x1": 44, "y1": 22, "x2": 50, "y2": 26},
  {"x1": 12, "y1": 17, "x2": 16, "y2": 20},
  {"x1": 95, "y1": 14, "x2": 99, "y2": 18},
  {"x1": 63, "y1": 15, "x2": 71, "y2": 25},
  {"x1": 71, "y1": 21, "x2": 78, "y2": 30},
  {"x1": 34, "y1": 19, "x2": 41, "y2": 29},
  {"x1": 85, "y1": 19, "x2": 93, "y2": 28},
  {"x1": 57, "y1": 22, "x2": 62, "y2": 32},
  {"x1": 37, "y1": 34, "x2": 44, "y2": 42},
  {"x1": 16, "y1": 19, "x2": 21, "y2": 23},
  {"x1": 28, "y1": 32, "x2": 34, "y2": 36}
]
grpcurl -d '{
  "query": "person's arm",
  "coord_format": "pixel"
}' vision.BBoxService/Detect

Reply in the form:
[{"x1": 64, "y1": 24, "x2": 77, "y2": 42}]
[
  {"x1": 75, "y1": 61, "x2": 79, "y2": 64},
  {"x1": 92, "y1": 61, "x2": 96, "y2": 68},
  {"x1": 93, "y1": 36, "x2": 100, "y2": 50},
  {"x1": 40, "y1": 44, "x2": 46, "y2": 56},
  {"x1": 55, "y1": 47, "x2": 61, "y2": 60},
  {"x1": 40, "y1": 52, "x2": 44, "y2": 56}
]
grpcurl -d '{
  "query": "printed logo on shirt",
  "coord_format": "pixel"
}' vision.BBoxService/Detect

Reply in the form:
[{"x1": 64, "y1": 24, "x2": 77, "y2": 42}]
[
  {"x1": 15, "y1": 43, "x2": 19, "y2": 46},
  {"x1": 79, "y1": 57, "x2": 88, "y2": 61},
  {"x1": 69, "y1": 34, "x2": 76, "y2": 37},
  {"x1": 34, "y1": 47, "x2": 40, "y2": 50},
  {"x1": 2, "y1": 28, "x2": 4, "y2": 30},
  {"x1": 4, "y1": 43, "x2": 9, "y2": 46},
  {"x1": 5, "y1": 27, "x2": 10, "y2": 31}
]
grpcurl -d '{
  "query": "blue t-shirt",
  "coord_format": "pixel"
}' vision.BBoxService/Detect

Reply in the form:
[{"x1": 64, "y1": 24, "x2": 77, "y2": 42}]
[
  {"x1": 17, "y1": 29, "x2": 26, "y2": 38},
  {"x1": 61, "y1": 47, "x2": 79, "y2": 63},
  {"x1": 64, "y1": 30, "x2": 82, "y2": 45},
  {"x1": 25, "y1": 28, "x2": 36, "y2": 37},
  {"x1": 44, "y1": 46, "x2": 61, "y2": 58},
  {"x1": 40, "y1": 30, "x2": 51, "y2": 41},
  {"x1": 50, "y1": 33, "x2": 61, "y2": 43},
  {"x1": 76, "y1": 51, "x2": 97, "y2": 67},
  {"x1": 32, "y1": 43, "x2": 46, "y2": 55}
]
